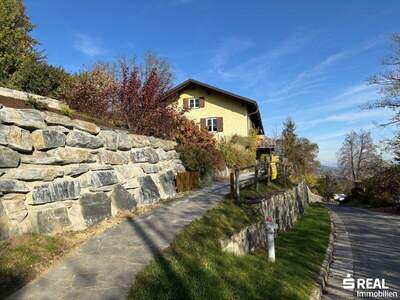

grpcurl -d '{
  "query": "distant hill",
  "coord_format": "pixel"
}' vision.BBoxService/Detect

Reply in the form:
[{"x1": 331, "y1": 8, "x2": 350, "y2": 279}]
[{"x1": 317, "y1": 165, "x2": 340, "y2": 177}]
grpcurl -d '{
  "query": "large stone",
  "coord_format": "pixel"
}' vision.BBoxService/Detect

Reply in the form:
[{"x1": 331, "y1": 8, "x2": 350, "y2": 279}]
[
  {"x1": 72, "y1": 119, "x2": 100, "y2": 135},
  {"x1": 0, "y1": 180, "x2": 29, "y2": 193},
  {"x1": 114, "y1": 165, "x2": 143, "y2": 180},
  {"x1": 79, "y1": 193, "x2": 111, "y2": 226},
  {"x1": 1, "y1": 194, "x2": 28, "y2": 222},
  {"x1": 117, "y1": 132, "x2": 132, "y2": 150},
  {"x1": 137, "y1": 176, "x2": 160, "y2": 204},
  {"x1": 50, "y1": 147, "x2": 96, "y2": 164},
  {"x1": 0, "y1": 146, "x2": 20, "y2": 168},
  {"x1": 21, "y1": 151, "x2": 62, "y2": 165},
  {"x1": 148, "y1": 138, "x2": 176, "y2": 150},
  {"x1": 0, "y1": 124, "x2": 33, "y2": 152},
  {"x1": 65, "y1": 164, "x2": 90, "y2": 177},
  {"x1": 43, "y1": 111, "x2": 73, "y2": 128},
  {"x1": 34, "y1": 207, "x2": 71, "y2": 234},
  {"x1": 110, "y1": 184, "x2": 137, "y2": 212},
  {"x1": 166, "y1": 150, "x2": 179, "y2": 160},
  {"x1": 130, "y1": 147, "x2": 159, "y2": 164},
  {"x1": 155, "y1": 148, "x2": 168, "y2": 161},
  {"x1": 98, "y1": 131, "x2": 118, "y2": 151},
  {"x1": 97, "y1": 150, "x2": 129, "y2": 165},
  {"x1": 31, "y1": 129, "x2": 66, "y2": 150},
  {"x1": 4, "y1": 165, "x2": 63, "y2": 181},
  {"x1": 0, "y1": 107, "x2": 46, "y2": 129},
  {"x1": 123, "y1": 178, "x2": 140, "y2": 190},
  {"x1": 90, "y1": 165, "x2": 113, "y2": 171},
  {"x1": 47, "y1": 125, "x2": 70, "y2": 134},
  {"x1": 160, "y1": 140, "x2": 177, "y2": 151},
  {"x1": 90, "y1": 171, "x2": 119, "y2": 188},
  {"x1": 129, "y1": 134, "x2": 150, "y2": 148},
  {"x1": 66, "y1": 130, "x2": 103, "y2": 149},
  {"x1": 141, "y1": 164, "x2": 161, "y2": 174},
  {"x1": 30, "y1": 180, "x2": 81, "y2": 204},
  {"x1": 158, "y1": 171, "x2": 176, "y2": 198}
]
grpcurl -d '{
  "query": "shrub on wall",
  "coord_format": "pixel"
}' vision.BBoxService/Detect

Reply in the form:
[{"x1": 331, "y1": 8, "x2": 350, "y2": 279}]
[
  {"x1": 60, "y1": 64, "x2": 118, "y2": 122},
  {"x1": 60, "y1": 55, "x2": 179, "y2": 138},
  {"x1": 174, "y1": 115, "x2": 224, "y2": 178},
  {"x1": 218, "y1": 131, "x2": 257, "y2": 169},
  {"x1": 116, "y1": 56, "x2": 178, "y2": 138}
]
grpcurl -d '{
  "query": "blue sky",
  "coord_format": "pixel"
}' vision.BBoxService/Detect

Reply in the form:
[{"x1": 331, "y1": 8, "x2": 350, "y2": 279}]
[{"x1": 25, "y1": 0, "x2": 400, "y2": 165}]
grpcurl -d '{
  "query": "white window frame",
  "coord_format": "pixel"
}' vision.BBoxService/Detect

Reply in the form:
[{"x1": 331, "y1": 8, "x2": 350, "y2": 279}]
[
  {"x1": 189, "y1": 97, "x2": 200, "y2": 109},
  {"x1": 206, "y1": 117, "x2": 218, "y2": 132}
]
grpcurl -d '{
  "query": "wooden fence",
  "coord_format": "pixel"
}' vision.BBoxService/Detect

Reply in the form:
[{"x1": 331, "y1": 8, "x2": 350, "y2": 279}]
[{"x1": 176, "y1": 171, "x2": 200, "y2": 193}]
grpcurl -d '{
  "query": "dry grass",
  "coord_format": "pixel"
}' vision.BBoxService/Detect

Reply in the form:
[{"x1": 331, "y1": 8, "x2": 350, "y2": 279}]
[{"x1": 0, "y1": 198, "x2": 182, "y2": 298}]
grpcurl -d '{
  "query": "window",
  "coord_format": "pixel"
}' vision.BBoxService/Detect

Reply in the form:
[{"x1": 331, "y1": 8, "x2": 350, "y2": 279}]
[
  {"x1": 207, "y1": 118, "x2": 218, "y2": 132},
  {"x1": 189, "y1": 98, "x2": 200, "y2": 108}
]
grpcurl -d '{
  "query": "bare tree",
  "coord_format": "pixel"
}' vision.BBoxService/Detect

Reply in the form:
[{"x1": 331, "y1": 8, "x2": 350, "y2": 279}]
[
  {"x1": 337, "y1": 131, "x2": 381, "y2": 182},
  {"x1": 368, "y1": 33, "x2": 400, "y2": 126}
]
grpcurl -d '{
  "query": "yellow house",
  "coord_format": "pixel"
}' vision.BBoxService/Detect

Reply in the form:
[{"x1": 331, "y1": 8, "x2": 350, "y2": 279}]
[{"x1": 169, "y1": 79, "x2": 264, "y2": 138}]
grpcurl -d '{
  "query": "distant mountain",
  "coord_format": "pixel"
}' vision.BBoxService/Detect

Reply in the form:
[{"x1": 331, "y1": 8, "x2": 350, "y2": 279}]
[{"x1": 317, "y1": 165, "x2": 340, "y2": 177}]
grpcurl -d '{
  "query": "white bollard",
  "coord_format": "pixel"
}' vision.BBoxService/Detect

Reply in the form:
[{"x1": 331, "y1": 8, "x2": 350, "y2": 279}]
[{"x1": 265, "y1": 216, "x2": 278, "y2": 262}]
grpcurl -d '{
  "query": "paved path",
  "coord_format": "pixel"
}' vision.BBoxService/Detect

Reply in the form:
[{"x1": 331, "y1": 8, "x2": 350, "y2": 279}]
[
  {"x1": 324, "y1": 204, "x2": 400, "y2": 299},
  {"x1": 9, "y1": 180, "x2": 236, "y2": 300}
]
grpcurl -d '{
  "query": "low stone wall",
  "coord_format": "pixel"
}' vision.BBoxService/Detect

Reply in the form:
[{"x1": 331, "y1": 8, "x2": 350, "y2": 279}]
[
  {"x1": 0, "y1": 89, "x2": 185, "y2": 238},
  {"x1": 221, "y1": 182, "x2": 312, "y2": 255}
]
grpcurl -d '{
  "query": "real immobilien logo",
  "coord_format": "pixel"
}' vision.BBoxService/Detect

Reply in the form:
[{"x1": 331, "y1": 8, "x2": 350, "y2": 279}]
[{"x1": 343, "y1": 274, "x2": 398, "y2": 298}]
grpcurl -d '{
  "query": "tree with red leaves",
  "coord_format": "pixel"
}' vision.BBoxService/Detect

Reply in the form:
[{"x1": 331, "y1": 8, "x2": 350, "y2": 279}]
[
  {"x1": 116, "y1": 55, "x2": 178, "y2": 138},
  {"x1": 61, "y1": 63, "x2": 118, "y2": 121}
]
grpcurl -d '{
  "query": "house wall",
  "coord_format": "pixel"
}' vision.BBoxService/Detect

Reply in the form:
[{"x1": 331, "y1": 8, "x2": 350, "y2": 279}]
[
  {"x1": 0, "y1": 88, "x2": 185, "y2": 239},
  {"x1": 177, "y1": 87, "x2": 250, "y2": 138}
]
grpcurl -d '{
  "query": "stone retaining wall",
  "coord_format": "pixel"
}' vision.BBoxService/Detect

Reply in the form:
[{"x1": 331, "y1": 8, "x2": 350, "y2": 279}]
[
  {"x1": 221, "y1": 182, "x2": 312, "y2": 255},
  {"x1": 0, "y1": 88, "x2": 185, "y2": 238}
]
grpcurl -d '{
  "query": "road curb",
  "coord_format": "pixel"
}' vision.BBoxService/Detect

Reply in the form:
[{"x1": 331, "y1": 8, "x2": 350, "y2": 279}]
[{"x1": 310, "y1": 209, "x2": 335, "y2": 300}]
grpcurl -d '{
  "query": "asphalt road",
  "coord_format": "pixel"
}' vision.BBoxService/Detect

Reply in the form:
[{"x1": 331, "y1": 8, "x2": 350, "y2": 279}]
[{"x1": 324, "y1": 204, "x2": 400, "y2": 299}]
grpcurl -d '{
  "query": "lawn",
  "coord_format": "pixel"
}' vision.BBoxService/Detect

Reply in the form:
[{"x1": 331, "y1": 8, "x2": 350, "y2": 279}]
[
  {"x1": 129, "y1": 183, "x2": 330, "y2": 300},
  {"x1": 0, "y1": 234, "x2": 67, "y2": 298}
]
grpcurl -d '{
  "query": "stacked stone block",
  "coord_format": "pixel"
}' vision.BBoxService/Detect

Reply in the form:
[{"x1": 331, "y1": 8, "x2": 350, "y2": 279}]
[{"x1": 0, "y1": 104, "x2": 185, "y2": 238}]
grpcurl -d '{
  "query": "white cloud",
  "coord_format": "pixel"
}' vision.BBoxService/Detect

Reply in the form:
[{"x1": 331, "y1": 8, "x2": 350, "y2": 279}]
[
  {"x1": 203, "y1": 30, "x2": 310, "y2": 87},
  {"x1": 294, "y1": 83, "x2": 378, "y2": 117},
  {"x1": 74, "y1": 33, "x2": 104, "y2": 57},
  {"x1": 300, "y1": 109, "x2": 390, "y2": 128},
  {"x1": 267, "y1": 38, "x2": 381, "y2": 103}
]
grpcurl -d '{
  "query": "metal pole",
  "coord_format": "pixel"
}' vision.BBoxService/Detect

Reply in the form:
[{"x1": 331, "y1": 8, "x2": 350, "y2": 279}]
[
  {"x1": 230, "y1": 172, "x2": 234, "y2": 199},
  {"x1": 265, "y1": 217, "x2": 278, "y2": 262},
  {"x1": 267, "y1": 231, "x2": 275, "y2": 262},
  {"x1": 254, "y1": 163, "x2": 259, "y2": 191},
  {"x1": 235, "y1": 168, "x2": 240, "y2": 203}
]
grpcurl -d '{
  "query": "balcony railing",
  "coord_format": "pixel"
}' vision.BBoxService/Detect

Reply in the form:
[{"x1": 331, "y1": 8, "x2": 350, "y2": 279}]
[{"x1": 256, "y1": 135, "x2": 276, "y2": 149}]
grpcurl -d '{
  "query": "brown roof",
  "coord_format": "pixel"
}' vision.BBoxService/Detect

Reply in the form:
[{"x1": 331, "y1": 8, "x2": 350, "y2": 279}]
[{"x1": 167, "y1": 79, "x2": 264, "y2": 133}]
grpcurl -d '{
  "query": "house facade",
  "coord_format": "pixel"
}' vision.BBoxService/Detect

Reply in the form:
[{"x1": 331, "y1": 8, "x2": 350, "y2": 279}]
[{"x1": 169, "y1": 79, "x2": 264, "y2": 138}]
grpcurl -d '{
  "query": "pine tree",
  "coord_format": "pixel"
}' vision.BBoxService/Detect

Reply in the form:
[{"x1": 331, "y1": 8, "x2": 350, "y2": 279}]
[{"x1": 0, "y1": 0, "x2": 38, "y2": 84}]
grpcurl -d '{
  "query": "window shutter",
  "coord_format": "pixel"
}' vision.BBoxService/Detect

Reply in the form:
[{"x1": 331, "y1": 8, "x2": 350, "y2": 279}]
[
  {"x1": 217, "y1": 117, "x2": 223, "y2": 132},
  {"x1": 199, "y1": 97, "x2": 205, "y2": 108},
  {"x1": 183, "y1": 98, "x2": 189, "y2": 109},
  {"x1": 200, "y1": 118, "x2": 207, "y2": 129}
]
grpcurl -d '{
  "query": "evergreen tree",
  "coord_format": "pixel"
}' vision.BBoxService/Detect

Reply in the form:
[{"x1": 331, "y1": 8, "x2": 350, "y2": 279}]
[{"x1": 0, "y1": 0, "x2": 38, "y2": 84}]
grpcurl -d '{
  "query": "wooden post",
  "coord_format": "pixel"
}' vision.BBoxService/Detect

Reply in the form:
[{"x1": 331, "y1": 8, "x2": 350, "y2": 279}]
[
  {"x1": 230, "y1": 172, "x2": 234, "y2": 199},
  {"x1": 266, "y1": 156, "x2": 271, "y2": 185},
  {"x1": 254, "y1": 163, "x2": 259, "y2": 191},
  {"x1": 234, "y1": 168, "x2": 240, "y2": 203}
]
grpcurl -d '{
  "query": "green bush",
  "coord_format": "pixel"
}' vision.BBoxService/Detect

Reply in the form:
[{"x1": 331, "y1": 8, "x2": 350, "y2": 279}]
[
  {"x1": 7, "y1": 57, "x2": 69, "y2": 98},
  {"x1": 218, "y1": 132, "x2": 257, "y2": 169},
  {"x1": 59, "y1": 105, "x2": 75, "y2": 117},
  {"x1": 363, "y1": 165, "x2": 400, "y2": 207},
  {"x1": 177, "y1": 143, "x2": 216, "y2": 178}
]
